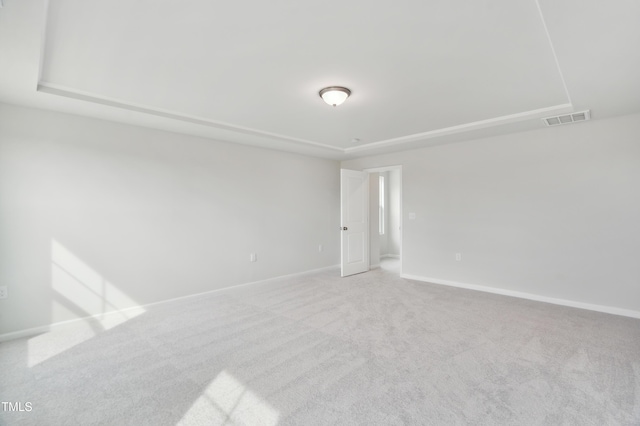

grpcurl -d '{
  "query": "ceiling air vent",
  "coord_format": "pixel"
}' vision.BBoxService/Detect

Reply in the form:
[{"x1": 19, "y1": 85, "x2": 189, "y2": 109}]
[{"x1": 542, "y1": 110, "x2": 591, "y2": 127}]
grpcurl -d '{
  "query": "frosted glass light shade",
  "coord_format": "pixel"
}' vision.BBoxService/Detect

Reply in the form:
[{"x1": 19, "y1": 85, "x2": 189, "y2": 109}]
[{"x1": 319, "y1": 86, "x2": 351, "y2": 106}]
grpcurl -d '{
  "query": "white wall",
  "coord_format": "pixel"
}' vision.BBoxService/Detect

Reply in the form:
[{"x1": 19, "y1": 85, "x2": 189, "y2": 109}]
[
  {"x1": 0, "y1": 103, "x2": 340, "y2": 335},
  {"x1": 343, "y1": 113, "x2": 640, "y2": 313}
]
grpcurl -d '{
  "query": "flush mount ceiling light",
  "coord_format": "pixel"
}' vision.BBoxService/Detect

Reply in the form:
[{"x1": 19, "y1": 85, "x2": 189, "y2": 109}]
[{"x1": 319, "y1": 86, "x2": 351, "y2": 107}]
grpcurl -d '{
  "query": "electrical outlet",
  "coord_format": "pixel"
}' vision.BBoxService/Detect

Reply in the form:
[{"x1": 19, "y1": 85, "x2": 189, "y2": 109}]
[
  {"x1": 318, "y1": 244, "x2": 323, "y2": 252},
  {"x1": 250, "y1": 253, "x2": 257, "y2": 262},
  {"x1": 455, "y1": 253, "x2": 462, "y2": 261},
  {"x1": 0, "y1": 286, "x2": 7, "y2": 299}
]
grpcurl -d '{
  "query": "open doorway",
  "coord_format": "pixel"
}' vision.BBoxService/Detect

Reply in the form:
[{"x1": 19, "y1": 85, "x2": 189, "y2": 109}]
[{"x1": 365, "y1": 166, "x2": 402, "y2": 275}]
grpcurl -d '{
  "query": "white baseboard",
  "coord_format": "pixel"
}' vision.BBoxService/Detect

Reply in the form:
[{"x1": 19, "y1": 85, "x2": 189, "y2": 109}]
[
  {"x1": 0, "y1": 264, "x2": 340, "y2": 342},
  {"x1": 401, "y1": 274, "x2": 640, "y2": 319},
  {"x1": 381, "y1": 254, "x2": 400, "y2": 259},
  {"x1": 0, "y1": 307, "x2": 148, "y2": 343}
]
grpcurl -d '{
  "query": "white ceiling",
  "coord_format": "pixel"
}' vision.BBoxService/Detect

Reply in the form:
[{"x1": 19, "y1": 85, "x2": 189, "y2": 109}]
[{"x1": 1, "y1": 0, "x2": 639, "y2": 159}]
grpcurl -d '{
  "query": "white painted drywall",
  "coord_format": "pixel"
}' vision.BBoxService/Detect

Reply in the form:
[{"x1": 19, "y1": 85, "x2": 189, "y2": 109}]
[
  {"x1": 0, "y1": 103, "x2": 340, "y2": 335},
  {"x1": 343, "y1": 112, "x2": 640, "y2": 313}
]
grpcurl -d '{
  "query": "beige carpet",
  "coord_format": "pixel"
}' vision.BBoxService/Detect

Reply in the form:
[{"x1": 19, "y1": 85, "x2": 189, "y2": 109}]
[{"x1": 1, "y1": 259, "x2": 639, "y2": 425}]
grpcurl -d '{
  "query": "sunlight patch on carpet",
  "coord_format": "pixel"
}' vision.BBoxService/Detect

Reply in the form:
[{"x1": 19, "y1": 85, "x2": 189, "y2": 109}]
[{"x1": 178, "y1": 370, "x2": 280, "y2": 426}]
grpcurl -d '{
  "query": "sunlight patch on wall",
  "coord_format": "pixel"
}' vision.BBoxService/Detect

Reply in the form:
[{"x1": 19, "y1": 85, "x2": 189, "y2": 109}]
[
  {"x1": 178, "y1": 370, "x2": 280, "y2": 426},
  {"x1": 51, "y1": 239, "x2": 142, "y2": 323},
  {"x1": 28, "y1": 240, "x2": 146, "y2": 367}
]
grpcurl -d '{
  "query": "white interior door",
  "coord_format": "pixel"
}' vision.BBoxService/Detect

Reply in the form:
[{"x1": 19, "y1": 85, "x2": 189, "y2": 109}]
[{"x1": 341, "y1": 169, "x2": 369, "y2": 277}]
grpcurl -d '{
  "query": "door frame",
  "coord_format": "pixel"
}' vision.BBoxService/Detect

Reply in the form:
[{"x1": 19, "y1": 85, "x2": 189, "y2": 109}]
[{"x1": 363, "y1": 165, "x2": 403, "y2": 276}]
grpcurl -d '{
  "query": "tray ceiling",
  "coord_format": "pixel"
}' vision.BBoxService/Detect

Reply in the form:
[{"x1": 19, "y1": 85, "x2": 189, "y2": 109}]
[
  {"x1": 39, "y1": 0, "x2": 569, "y2": 151},
  {"x1": 2, "y1": 0, "x2": 640, "y2": 158}
]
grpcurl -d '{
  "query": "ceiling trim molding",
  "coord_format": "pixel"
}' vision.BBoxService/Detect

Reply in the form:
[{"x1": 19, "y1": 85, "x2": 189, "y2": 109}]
[
  {"x1": 36, "y1": 81, "x2": 344, "y2": 153},
  {"x1": 344, "y1": 103, "x2": 574, "y2": 154},
  {"x1": 37, "y1": 81, "x2": 574, "y2": 157}
]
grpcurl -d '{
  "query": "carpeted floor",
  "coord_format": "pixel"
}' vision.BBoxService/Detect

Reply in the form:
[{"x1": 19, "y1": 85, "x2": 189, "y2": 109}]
[{"x1": 1, "y1": 259, "x2": 639, "y2": 425}]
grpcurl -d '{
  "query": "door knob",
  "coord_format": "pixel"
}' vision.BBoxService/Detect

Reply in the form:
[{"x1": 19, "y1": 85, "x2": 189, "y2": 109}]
[{"x1": 342, "y1": 227, "x2": 348, "y2": 231}]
